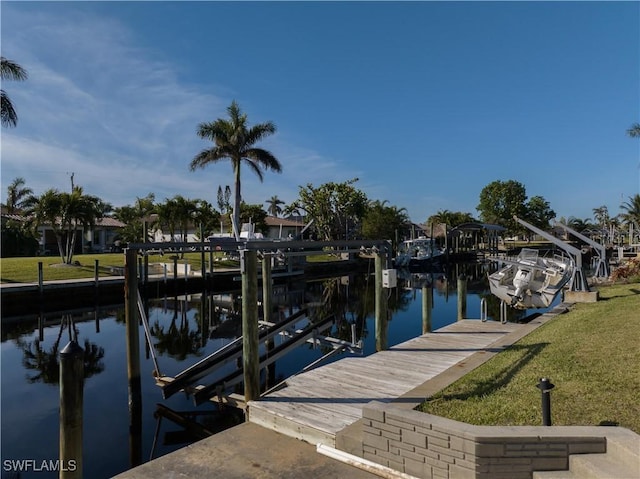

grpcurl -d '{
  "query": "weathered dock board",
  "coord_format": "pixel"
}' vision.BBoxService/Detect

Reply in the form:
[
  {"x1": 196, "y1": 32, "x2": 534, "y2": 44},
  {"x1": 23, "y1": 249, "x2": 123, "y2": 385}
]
[{"x1": 247, "y1": 319, "x2": 521, "y2": 446}]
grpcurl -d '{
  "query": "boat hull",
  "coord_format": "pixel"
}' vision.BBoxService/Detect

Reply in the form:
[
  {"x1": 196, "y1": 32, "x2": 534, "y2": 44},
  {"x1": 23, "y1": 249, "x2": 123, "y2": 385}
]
[{"x1": 488, "y1": 249, "x2": 573, "y2": 309}]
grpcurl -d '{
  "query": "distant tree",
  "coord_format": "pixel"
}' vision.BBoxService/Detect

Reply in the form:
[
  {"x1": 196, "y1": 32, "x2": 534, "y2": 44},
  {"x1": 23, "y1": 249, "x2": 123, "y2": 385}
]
[
  {"x1": 620, "y1": 194, "x2": 640, "y2": 229},
  {"x1": 239, "y1": 202, "x2": 268, "y2": 235},
  {"x1": 265, "y1": 195, "x2": 285, "y2": 217},
  {"x1": 155, "y1": 195, "x2": 197, "y2": 242},
  {"x1": 23, "y1": 187, "x2": 107, "y2": 263},
  {"x1": 5, "y1": 177, "x2": 33, "y2": 213},
  {"x1": 426, "y1": 210, "x2": 475, "y2": 228},
  {"x1": 592, "y1": 205, "x2": 610, "y2": 230},
  {"x1": 191, "y1": 200, "x2": 220, "y2": 239},
  {"x1": 627, "y1": 123, "x2": 640, "y2": 138},
  {"x1": 361, "y1": 200, "x2": 408, "y2": 245},
  {"x1": 296, "y1": 178, "x2": 369, "y2": 240},
  {"x1": 565, "y1": 216, "x2": 594, "y2": 233},
  {"x1": 216, "y1": 185, "x2": 231, "y2": 214},
  {"x1": 523, "y1": 196, "x2": 555, "y2": 231},
  {"x1": 283, "y1": 202, "x2": 302, "y2": 218},
  {"x1": 477, "y1": 180, "x2": 528, "y2": 234},
  {"x1": 113, "y1": 193, "x2": 156, "y2": 243},
  {"x1": 190, "y1": 101, "x2": 281, "y2": 239},
  {"x1": 1, "y1": 56, "x2": 28, "y2": 128}
]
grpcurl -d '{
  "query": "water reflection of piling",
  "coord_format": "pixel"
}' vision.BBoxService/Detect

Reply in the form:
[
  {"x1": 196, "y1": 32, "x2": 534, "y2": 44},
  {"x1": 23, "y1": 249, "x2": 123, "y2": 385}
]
[
  {"x1": 59, "y1": 340, "x2": 84, "y2": 479},
  {"x1": 457, "y1": 274, "x2": 467, "y2": 321}
]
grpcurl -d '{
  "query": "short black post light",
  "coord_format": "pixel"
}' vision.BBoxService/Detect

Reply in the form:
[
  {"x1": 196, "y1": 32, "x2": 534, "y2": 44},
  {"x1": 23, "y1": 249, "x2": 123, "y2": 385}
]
[{"x1": 537, "y1": 377, "x2": 555, "y2": 426}]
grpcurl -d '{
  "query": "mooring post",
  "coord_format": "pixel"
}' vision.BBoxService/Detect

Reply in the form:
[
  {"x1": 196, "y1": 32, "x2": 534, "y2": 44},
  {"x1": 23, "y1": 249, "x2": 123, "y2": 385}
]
[
  {"x1": 94, "y1": 259, "x2": 99, "y2": 288},
  {"x1": 124, "y1": 248, "x2": 141, "y2": 424},
  {"x1": 375, "y1": 250, "x2": 388, "y2": 351},
  {"x1": 59, "y1": 340, "x2": 84, "y2": 479},
  {"x1": 422, "y1": 284, "x2": 433, "y2": 334},
  {"x1": 457, "y1": 274, "x2": 467, "y2": 321},
  {"x1": 241, "y1": 249, "x2": 260, "y2": 401}
]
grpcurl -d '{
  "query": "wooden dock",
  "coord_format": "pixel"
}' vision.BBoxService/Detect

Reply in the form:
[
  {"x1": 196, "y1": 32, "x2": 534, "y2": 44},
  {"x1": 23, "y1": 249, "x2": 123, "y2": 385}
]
[{"x1": 247, "y1": 319, "x2": 522, "y2": 446}]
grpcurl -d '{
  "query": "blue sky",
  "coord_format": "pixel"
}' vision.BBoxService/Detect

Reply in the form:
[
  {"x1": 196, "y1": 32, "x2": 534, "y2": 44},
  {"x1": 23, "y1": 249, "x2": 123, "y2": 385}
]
[{"x1": 1, "y1": 1, "x2": 638, "y2": 223}]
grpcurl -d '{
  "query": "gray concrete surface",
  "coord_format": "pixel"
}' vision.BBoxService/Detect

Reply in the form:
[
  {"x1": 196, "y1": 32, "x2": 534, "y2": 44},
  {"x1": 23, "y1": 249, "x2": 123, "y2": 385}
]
[{"x1": 113, "y1": 422, "x2": 379, "y2": 479}]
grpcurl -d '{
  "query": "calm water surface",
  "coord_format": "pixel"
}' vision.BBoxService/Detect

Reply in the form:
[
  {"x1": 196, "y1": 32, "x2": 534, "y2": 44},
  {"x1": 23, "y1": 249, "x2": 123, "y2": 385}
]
[{"x1": 1, "y1": 266, "x2": 540, "y2": 478}]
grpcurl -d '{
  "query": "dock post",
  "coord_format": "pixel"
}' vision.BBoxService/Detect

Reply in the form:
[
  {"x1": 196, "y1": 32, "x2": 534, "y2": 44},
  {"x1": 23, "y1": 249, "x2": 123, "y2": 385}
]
[
  {"x1": 59, "y1": 340, "x2": 84, "y2": 479},
  {"x1": 422, "y1": 284, "x2": 433, "y2": 334},
  {"x1": 241, "y1": 249, "x2": 260, "y2": 401},
  {"x1": 262, "y1": 253, "x2": 275, "y2": 387},
  {"x1": 94, "y1": 259, "x2": 99, "y2": 288},
  {"x1": 457, "y1": 274, "x2": 467, "y2": 321},
  {"x1": 261, "y1": 253, "x2": 273, "y2": 323},
  {"x1": 124, "y1": 248, "x2": 142, "y2": 461},
  {"x1": 375, "y1": 250, "x2": 388, "y2": 351}
]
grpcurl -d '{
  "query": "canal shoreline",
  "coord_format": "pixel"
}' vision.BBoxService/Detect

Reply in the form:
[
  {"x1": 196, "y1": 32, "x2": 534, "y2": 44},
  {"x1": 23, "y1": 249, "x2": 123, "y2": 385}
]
[
  {"x1": 0, "y1": 259, "x2": 368, "y2": 317},
  {"x1": 113, "y1": 303, "x2": 576, "y2": 479}
]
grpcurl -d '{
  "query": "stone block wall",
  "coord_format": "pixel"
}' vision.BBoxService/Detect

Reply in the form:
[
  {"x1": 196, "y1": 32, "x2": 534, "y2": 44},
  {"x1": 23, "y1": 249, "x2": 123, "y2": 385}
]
[{"x1": 361, "y1": 401, "x2": 607, "y2": 479}]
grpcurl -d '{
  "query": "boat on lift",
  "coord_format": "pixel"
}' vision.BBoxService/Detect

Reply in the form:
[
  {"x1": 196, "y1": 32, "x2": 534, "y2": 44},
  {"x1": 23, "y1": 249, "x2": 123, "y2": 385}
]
[
  {"x1": 488, "y1": 248, "x2": 574, "y2": 309},
  {"x1": 394, "y1": 236, "x2": 444, "y2": 269}
]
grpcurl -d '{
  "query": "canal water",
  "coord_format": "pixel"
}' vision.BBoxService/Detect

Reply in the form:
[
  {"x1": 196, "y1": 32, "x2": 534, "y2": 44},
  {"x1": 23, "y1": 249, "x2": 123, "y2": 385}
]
[{"x1": 1, "y1": 265, "x2": 537, "y2": 478}]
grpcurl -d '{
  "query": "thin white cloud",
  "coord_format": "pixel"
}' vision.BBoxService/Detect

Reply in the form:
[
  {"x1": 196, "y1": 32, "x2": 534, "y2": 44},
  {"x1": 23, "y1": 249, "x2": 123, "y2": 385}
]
[{"x1": 1, "y1": 4, "x2": 333, "y2": 209}]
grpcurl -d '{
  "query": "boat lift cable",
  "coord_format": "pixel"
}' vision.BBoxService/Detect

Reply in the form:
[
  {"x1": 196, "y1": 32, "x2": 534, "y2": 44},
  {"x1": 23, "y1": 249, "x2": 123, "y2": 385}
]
[{"x1": 136, "y1": 290, "x2": 162, "y2": 378}]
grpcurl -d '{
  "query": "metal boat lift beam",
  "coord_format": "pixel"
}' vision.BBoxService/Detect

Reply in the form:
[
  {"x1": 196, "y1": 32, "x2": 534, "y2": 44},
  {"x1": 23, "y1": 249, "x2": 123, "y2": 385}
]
[
  {"x1": 556, "y1": 222, "x2": 610, "y2": 279},
  {"x1": 513, "y1": 216, "x2": 589, "y2": 292}
]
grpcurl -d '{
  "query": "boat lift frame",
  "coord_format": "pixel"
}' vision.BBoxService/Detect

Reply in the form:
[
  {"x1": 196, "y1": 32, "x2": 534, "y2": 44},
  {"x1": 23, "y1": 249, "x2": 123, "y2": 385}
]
[
  {"x1": 514, "y1": 216, "x2": 589, "y2": 292},
  {"x1": 555, "y1": 222, "x2": 610, "y2": 279}
]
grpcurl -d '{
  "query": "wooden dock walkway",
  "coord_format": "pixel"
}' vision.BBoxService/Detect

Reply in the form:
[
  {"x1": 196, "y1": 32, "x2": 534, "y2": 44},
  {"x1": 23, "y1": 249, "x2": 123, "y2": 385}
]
[{"x1": 247, "y1": 319, "x2": 522, "y2": 447}]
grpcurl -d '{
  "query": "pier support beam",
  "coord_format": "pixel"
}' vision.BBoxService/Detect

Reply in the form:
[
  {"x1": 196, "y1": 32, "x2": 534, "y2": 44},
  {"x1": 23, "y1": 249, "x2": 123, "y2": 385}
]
[{"x1": 241, "y1": 249, "x2": 260, "y2": 401}]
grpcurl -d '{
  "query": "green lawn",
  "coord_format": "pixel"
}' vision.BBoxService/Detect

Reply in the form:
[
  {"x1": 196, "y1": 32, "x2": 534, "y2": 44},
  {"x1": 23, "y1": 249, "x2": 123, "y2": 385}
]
[
  {"x1": 418, "y1": 282, "x2": 640, "y2": 434},
  {"x1": 0, "y1": 252, "x2": 239, "y2": 283},
  {"x1": 0, "y1": 249, "x2": 347, "y2": 284}
]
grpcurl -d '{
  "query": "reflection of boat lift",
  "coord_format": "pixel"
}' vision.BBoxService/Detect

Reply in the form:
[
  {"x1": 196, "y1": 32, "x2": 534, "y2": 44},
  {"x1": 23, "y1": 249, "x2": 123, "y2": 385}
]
[
  {"x1": 514, "y1": 216, "x2": 589, "y2": 292},
  {"x1": 555, "y1": 221, "x2": 610, "y2": 279},
  {"x1": 151, "y1": 306, "x2": 363, "y2": 408}
]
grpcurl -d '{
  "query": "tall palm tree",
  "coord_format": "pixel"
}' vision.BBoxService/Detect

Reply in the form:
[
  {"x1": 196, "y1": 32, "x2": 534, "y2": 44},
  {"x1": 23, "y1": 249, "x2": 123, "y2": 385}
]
[
  {"x1": 5, "y1": 177, "x2": 33, "y2": 214},
  {"x1": 190, "y1": 101, "x2": 281, "y2": 239},
  {"x1": 265, "y1": 195, "x2": 285, "y2": 217},
  {"x1": 1, "y1": 57, "x2": 28, "y2": 128}
]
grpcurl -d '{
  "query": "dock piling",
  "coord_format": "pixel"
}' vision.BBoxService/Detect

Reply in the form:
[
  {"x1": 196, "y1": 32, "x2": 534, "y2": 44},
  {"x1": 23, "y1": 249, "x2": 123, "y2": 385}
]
[
  {"x1": 457, "y1": 274, "x2": 467, "y2": 321},
  {"x1": 374, "y1": 251, "x2": 388, "y2": 351},
  {"x1": 59, "y1": 340, "x2": 84, "y2": 479},
  {"x1": 241, "y1": 249, "x2": 260, "y2": 401},
  {"x1": 422, "y1": 284, "x2": 433, "y2": 334}
]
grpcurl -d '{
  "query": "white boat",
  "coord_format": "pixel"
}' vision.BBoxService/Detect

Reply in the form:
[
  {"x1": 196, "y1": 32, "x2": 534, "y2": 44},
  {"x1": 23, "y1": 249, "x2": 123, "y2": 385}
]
[
  {"x1": 488, "y1": 248, "x2": 574, "y2": 309},
  {"x1": 394, "y1": 237, "x2": 444, "y2": 269}
]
